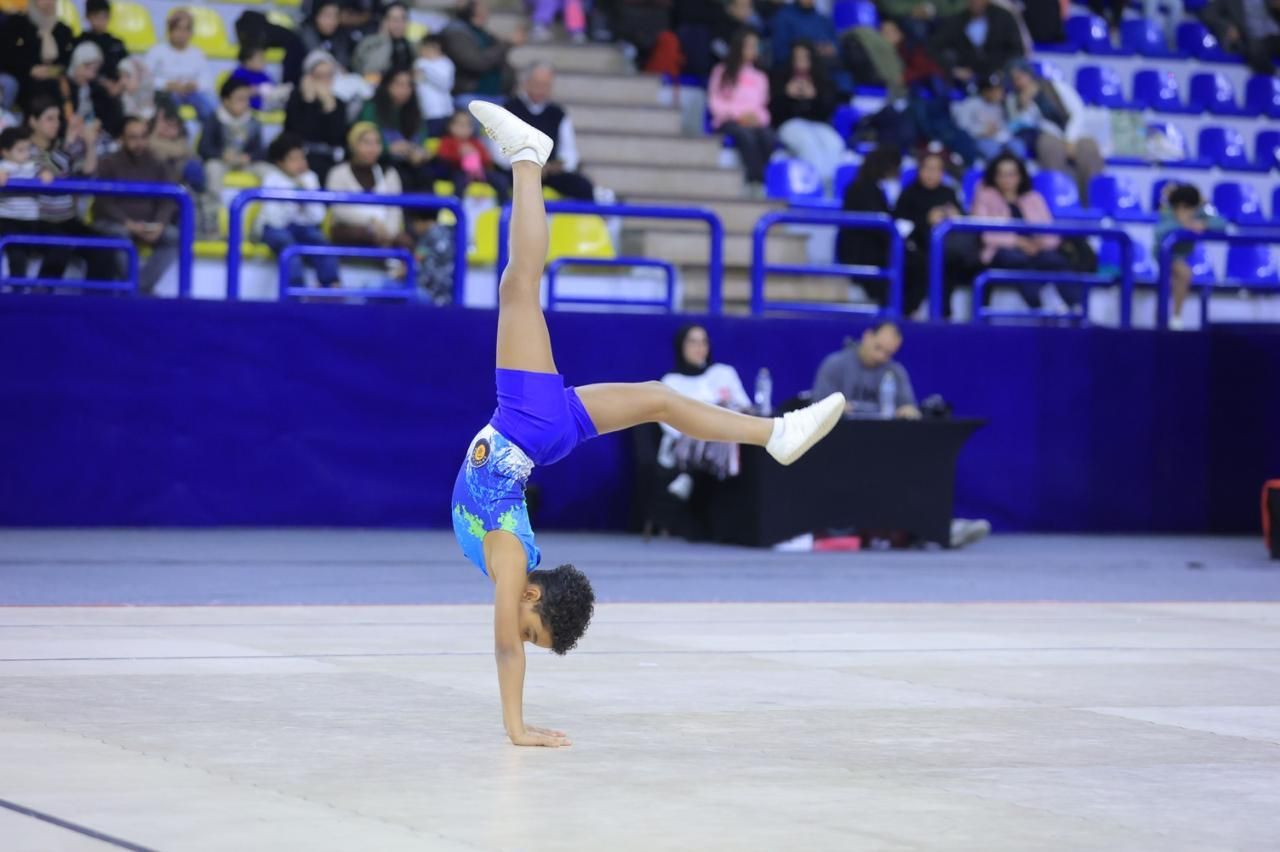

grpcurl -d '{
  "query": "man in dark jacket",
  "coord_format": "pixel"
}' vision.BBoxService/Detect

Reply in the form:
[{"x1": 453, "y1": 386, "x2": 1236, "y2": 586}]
[
  {"x1": 0, "y1": 0, "x2": 76, "y2": 110},
  {"x1": 440, "y1": 0, "x2": 523, "y2": 98},
  {"x1": 928, "y1": 0, "x2": 1024, "y2": 83},
  {"x1": 1202, "y1": 0, "x2": 1280, "y2": 74}
]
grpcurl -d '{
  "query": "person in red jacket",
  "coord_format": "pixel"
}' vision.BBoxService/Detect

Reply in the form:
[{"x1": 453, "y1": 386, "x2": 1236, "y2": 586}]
[{"x1": 436, "y1": 107, "x2": 510, "y2": 202}]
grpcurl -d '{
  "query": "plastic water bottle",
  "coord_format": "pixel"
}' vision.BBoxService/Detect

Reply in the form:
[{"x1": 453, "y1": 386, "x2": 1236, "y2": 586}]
[
  {"x1": 879, "y1": 371, "x2": 897, "y2": 420},
  {"x1": 754, "y1": 368, "x2": 773, "y2": 416}
]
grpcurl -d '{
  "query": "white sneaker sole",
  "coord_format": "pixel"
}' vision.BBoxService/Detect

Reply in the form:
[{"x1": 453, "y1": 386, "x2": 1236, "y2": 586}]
[
  {"x1": 771, "y1": 392, "x2": 846, "y2": 466},
  {"x1": 467, "y1": 101, "x2": 553, "y2": 166}
]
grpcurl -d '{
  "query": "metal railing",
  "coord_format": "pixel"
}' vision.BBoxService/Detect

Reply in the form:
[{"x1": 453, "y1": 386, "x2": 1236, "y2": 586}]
[
  {"x1": 750, "y1": 210, "x2": 903, "y2": 316},
  {"x1": 545, "y1": 256, "x2": 679, "y2": 312},
  {"x1": 0, "y1": 235, "x2": 138, "y2": 292},
  {"x1": 496, "y1": 201, "x2": 725, "y2": 314},
  {"x1": 929, "y1": 219, "x2": 1135, "y2": 326},
  {"x1": 1156, "y1": 229, "x2": 1280, "y2": 329},
  {"x1": 972, "y1": 270, "x2": 1116, "y2": 323},
  {"x1": 0, "y1": 178, "x2": 195, "y2": 296},
  {"x1": 276, "y1": 245, "x2": 418, "y2": 302},
  {"x1": 226, "y1": 189, "x2": 466, "y2": 301}
]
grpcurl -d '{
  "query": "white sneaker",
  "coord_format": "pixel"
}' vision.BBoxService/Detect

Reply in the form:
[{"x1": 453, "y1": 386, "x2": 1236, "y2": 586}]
[
  {"x1": 765, "y1": 393, "x2": 845, "y2": 466},
  {"x1": 666, "y1": 472, "x2": 693, "y2": 501},
  {"x1": 468, "y1": 101, "x2": 553, "y2": 167}
]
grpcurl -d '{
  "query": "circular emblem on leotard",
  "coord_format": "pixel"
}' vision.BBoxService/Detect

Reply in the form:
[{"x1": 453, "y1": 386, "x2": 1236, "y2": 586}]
[{"x1": 471, "y1": 438, "x2": 491, "y2": 467}]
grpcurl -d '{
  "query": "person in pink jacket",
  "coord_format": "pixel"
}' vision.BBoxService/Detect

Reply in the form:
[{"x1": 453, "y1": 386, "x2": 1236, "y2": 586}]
[
  {"x1": 970, "y1": 151, "x2": 1078, "y2": 310},
  {"x1": 708, "y1": 30, "x2": 775, "y2": 193}
]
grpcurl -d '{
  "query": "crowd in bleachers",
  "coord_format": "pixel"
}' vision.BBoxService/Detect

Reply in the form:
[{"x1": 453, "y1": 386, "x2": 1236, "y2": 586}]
[{"x1": 0, "y1": 0, "x2": 1276, "y2": 320}]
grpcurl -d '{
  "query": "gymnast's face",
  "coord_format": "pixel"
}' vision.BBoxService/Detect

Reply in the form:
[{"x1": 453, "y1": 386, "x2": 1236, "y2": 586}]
[{"x1": 520, "y1": 585, "x2": 553, "y2": 649}]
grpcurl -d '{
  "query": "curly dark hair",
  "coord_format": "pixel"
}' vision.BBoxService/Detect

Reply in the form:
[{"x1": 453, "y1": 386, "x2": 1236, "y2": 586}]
[{"x1": 529, "y1": 564, "x2": 594, "y2": 655}]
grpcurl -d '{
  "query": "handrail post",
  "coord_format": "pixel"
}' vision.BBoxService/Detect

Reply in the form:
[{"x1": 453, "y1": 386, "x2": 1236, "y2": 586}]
[
  {"x1": 888, "y1": 227, "x2": 905, "y2": 318},
  {"x1": 1118, "y1": 232, "x2": 1134, "y2": 329},
  {"x1": 227, "y1": 193, "x2": 246, "y2": 301},
  {"x1": 706, "y1": 212, "x2": 724, "y2": 315},
  {"x1": 929, "y1": 221, "x2": 951, "y2": 321},
  {"x1": 176, "y1": 190, "x2": 195, "y2": 298},
  {"x1": 1156, "y1": 233, "x2": 1176, "y2": 331},
  {"x1": 749, "y1": 212, "x2": 774, "y2": 316}
]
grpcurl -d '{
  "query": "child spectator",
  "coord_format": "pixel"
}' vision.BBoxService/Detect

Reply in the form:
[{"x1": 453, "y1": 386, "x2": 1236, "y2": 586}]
[
  {"x1": 0, "y1": 126, "x2": 55, "y2": 279},
  {"x1": 1154, "y1": 184, "x2": 1227, "y2": 330},
  {"x1": 414, "y1": 35, "x2": 455, "y2": 137},
  {"x1": 145, "y1": 8, "x2": 215, "y2": 123},
  {"x1": 435, "y1": 108, "x2": 510, "y2": 202},
  {"x1": 708, "y1": 30, "x2": 773, "y2": 194},
  {"x1": 951, "y1": 75, "x2": 1022, "y2": 162},
  {"x1": 230, "y1": 45, "x2": 292, "y2": 112},
  {"x1": 257, "y1": 132, "x2": 342, "y2": 291},
  {"x1": 197, "y1": 77, "x2": 265, "y2": 235},
  {"x1": 76, "y1": 0, "x2": 129, "y2": 94}
]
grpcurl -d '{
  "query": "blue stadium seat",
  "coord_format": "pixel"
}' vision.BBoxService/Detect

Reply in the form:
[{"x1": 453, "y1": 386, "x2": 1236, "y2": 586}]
[
  {"x1": 1076, "y1": 66, "x2": 1134, "y2": 108},
  {"x1": 1133, "y1": 70, "x2": 1195, "y2": 114},
  {"x1": 834, "y1": 163, "x2": 859, "y2": 199},
  {"x1": 1186, "y1": 244, "x2": 1215, "y2": 283},
  {"x1": 1148, "y1": 122, "x2": 1205, "y2": 167},
  {"x1": 1033, "y1": 170, "x2": 1101, "y2": 218},
  {"x1": 1099, "y1": 238, "x2": 1158, "y2": 281},
  {"x1": 1035, "y1": 19, "x2": 1080, "y2": 53},
  {"x1": 1120, "y1": 19, "x2": 1176, "y2": 57},
  {"x1": 1274, "y1": 186, "x2": 1280, "y2": 222},
  {"x1": 832, "y1": 0, "x2": 877, "y2": 32},
  {"x1": 1259, "y1": 130, "x2": 1280, "y2": 171},
  {"x1": 1199, "y1": 126, "x2": 1268, "y2": 171},
  {"x1": 1176, "y1": 21, "x2": 1237, "y2": 63},
  {"x1": 1245, "y1": 75, "x2": 1280, "y2": 119},
  {"x1": 1066, "y1": 14, "x2": 1131, "y2": 55},
  {"x1": 1226, "y1": 244, "x2": 1280, "y2": 285},
  {"x1": 1189, "y1": 72, "x2": 1249, "y2": 116},
  {"x1": 1212, "y1": 182, "x2": 1267, "y2": 224},
  {"x1": 1089, "y1": 174, "x2": 1156, "y2": 222},
  {"x1": 832, "y1": 105, "x2": 860, "y2": 148},
  {"x1": 765, "y1": 159, "x2": 825, "y2": 204},
  {"x1": 1183, "y1": 0, "x2": 1209, "y2": 13}
]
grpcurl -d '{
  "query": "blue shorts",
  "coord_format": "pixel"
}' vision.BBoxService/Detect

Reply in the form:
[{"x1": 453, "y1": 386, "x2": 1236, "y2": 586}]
[{"x1": 451, "y1": 369, "x2": 598, "y2": 575}]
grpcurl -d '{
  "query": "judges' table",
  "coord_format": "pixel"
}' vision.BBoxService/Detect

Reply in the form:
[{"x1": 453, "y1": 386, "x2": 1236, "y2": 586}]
[{"x1": 706, "y1": 418, "x2": 985, "y2": 548}]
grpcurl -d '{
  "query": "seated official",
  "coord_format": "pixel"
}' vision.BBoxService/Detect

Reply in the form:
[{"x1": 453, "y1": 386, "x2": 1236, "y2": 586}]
[{"x1": 812, "y1": 320, "x2": 920, "y2": 420}]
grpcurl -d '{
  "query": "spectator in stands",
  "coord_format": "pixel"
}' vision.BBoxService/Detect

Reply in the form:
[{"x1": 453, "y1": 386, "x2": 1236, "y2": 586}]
[
  {"x1": 1202, "y1": 0, "x2": 1280, "y2": 75},
  {"x1": 148, "y1": 99, "x2": 203, "y2": 190},
  {"x1": 286, "y1": 0, "x2": 355, "y2": 86},
  {"x1": 340, "y1": 0, "x2": 380, "y2": 41},
  {"x1": 1155, "y1": 184, "x2": 1227, "y2": 330},
  {"x1": 709, "y1": 30, "x2": 775, "y2": 195},
  {"x1": 971, "y1": 150, "x2": 1076, "y2": 310},
  {"x1": 657, "y1": 324, "x2": 753, "y2": 507},
  {"x1": 835, "y1": 145, "x2": 900, "y2": 307},
  {"x1": 198, "y1": 77, "x2": 266, "y2": 235},
  {"x1": 0, "y1": 126, "x2": 55, "y2": 280},
  {"x1": 529, "y1": 0, "x2": 588, "y2": 43},
  {"x1": 951, "y1": 74, "x2": 1020, "y2": 162},
  {"x1": 436, "y1": 107, "x2": 510, "y2": 200},
  {"x1": 928, "y1": 0, "x2": 1023, "y2": 84},
  {"x1": 358, "y1": 67, "x2": 434, "y2": 189},
  {"x1": 771, "y1": 40, "x2": 844, "y2": 189},
  {"x1": 893, "y1": 148, "x2": 969, "y2": 317},
  {"x1": 0, "y1": 0, "x2": 75, "y2": 112},
  {"x1": 284, "y1": 50, "x2": 352, "y2": 182},
  {"x1": 441, "y1": 0, "x2": 523, "y2": 101},
  {"x1": 258, "y1": 132, "x2": 343, "y2": 292},
  {"x1": 94, "y1": 116, "x2": 181, "y2": 295},
  {"x1": 1006, "y1": 60, "x2": 1103, "y2": 205},
  {"x1": 352, "y1": 1, "x2": 415, "y2": 80},
  {"x1": 230, "y1": 45, "x2": 292, "y2": 113},
  {"x1": 501, "y1": 62, "x2": 595, "y2": 201},
  {"x1": 415, "y1": 35, "x2": 457, "y2": 137},
  {"x1": 879, "y1": 0, "x2": 965, "y2": 41},
  {"x1": 62, "y1": 42, "x2": 125, "y2": 141},
  {"x1": 326, "y1": 121, "x2": 412, "y2": 251},
  {"x1": 770, "y1": 0, "x2": 838, "y2": 67},
  {"x1": 26, "y1": 94, "x2": 115, "y2": 282},
  {"x1": 77, "y1": 0, "x2": 129, "y2": 94},
  {"x1": 118, "y1": 56, "x2": 156, "y2": 121},
  {"x1": 812, "y1": 319, "x2": 920, "y2": 419},
  {"x1": 145, "y1": 8, "x2": 215, "y2": 123}
]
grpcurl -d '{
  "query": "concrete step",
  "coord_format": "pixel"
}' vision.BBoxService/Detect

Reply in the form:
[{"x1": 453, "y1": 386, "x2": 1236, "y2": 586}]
[
  {"x1": 634, "y1": 230, "x2": 808, "y2": 268},
  {"x1": 554, "y1": 72, "x2": 664, "y2": 107},
  {"x1": 677, "y1": 271, "x2": 852, "y2": 312},
  {"x1": 572, "y1": 106, "x2": 682, "y2": 137},
  {"x1": 623, "y1": 197, "x2": 782, "y2": 234},
  {"x1": 510, "y1": 44, "x2": 626, "y2": 74},
  {"x1": 578, "y1": 133, "x2": 721, "y2": 169},
  {"x1": 589, "y1": 164, "x2": 743, "y2": 200}
]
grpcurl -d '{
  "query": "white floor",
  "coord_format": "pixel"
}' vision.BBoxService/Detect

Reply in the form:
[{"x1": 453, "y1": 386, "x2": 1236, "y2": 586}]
[{"x1": 3, "y1": 601, "x2": 1279, "y2": 851}]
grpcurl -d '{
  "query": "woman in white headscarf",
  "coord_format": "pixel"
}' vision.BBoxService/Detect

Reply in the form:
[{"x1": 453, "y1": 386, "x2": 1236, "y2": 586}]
[{"x1": 63, "y1": 41, "x2": 125, "y2": 140}]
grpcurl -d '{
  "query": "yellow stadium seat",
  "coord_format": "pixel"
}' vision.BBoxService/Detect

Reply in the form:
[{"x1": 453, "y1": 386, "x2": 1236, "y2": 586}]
[
  {"x1": 108, "y1": 0, "x2": 157, "y2": 53},
  {"x1": 542, "y1": 187, "x2": 562, "y2": 201},
  {"x1": 275, "y1": 0, "x2": 301, "y2": 7},
  {"x1": 178, "y1": 105, "x2": 197, "y2": 122},
  {"x1": 58, "y1": 0, "x2": 82, "y2": 35},
  {"x1": 196, "y1": 204, "x2": 271, "y2": 260},
  {"x1": 547, "y1": 214, "x2": 614, "y2": 261},
  {"x1": 190, "y1": 7, "x2": 237, "y2": 60},
  {"x1": 464, "y1": 183, "x2": 497, "y2": 200},
  {"x1": 406, "y1": 20, "x2": 428, "y2": 43},
  {"x1": 224, "y1": 170, "x2": 261, "y2": 189},
  {"x1": 257, "y1": 110, "x2": 284, "y2": 125},
  {"x1": 468, "y1": 207, "x2": 499, "y2": 266},
  {"x1": 424, "y1": 137, "x2": 440, "y2": 157},
  {"x1": 433, "y1": 180, "x2": 455, "y2": 196}
]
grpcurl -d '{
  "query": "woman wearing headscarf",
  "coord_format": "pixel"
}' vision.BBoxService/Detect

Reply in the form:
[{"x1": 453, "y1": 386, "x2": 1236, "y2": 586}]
[
  {"x1": 0, "y1": 0, "x2": 75, "y2": 111},
  {"x1": 1006, "y1": 59, "x2": 1104, "y2": 204},
  {"x1": 284, "y1": 50, "x2": 351, "y2": 182},
  {"x1": 835, "y1": 145, "x2": 901, "y2": 309},
  {"x1": 62, "y1": 42, "x2": 125, "y2": 141},
  {"x1": 325, "y1": 121, "x2": 410, "y2": 249},
  {"x1": 285, "y1": 0, "x2": 354, "y2": 85}
]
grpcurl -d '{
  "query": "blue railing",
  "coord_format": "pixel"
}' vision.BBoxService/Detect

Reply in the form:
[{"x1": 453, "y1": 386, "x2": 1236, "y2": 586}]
[
  {"x1": 930, "y1": 219, "x2": 1135, "y2": 326},
  {"x1": 277, "y1": 245, "x2": 418, "y2": 302},
  {"x1": 226, "y1": 189, "x2": 466, "y2": 301},
  {"x1": 972, "y1": 270, "x2": 1116, "y2": 323},
  {"x1": 0, "y1": 235, "x2": 138, "y2": 292},
  {"x1": 750, "y1": 210, "x2": 903, "y2": 316},
  {"x1": 1156, "y1": 229, "x2": 1280, "y2": 329},
  {"x1": 545, "y1": 256, "x2": 679, "y2": 312},
  {"x1": 496, "y1": 201, "x2": 725, "y2": 314},
  {"x1": 0, "y1": 178, "x2": 195, "y2": 297}
]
